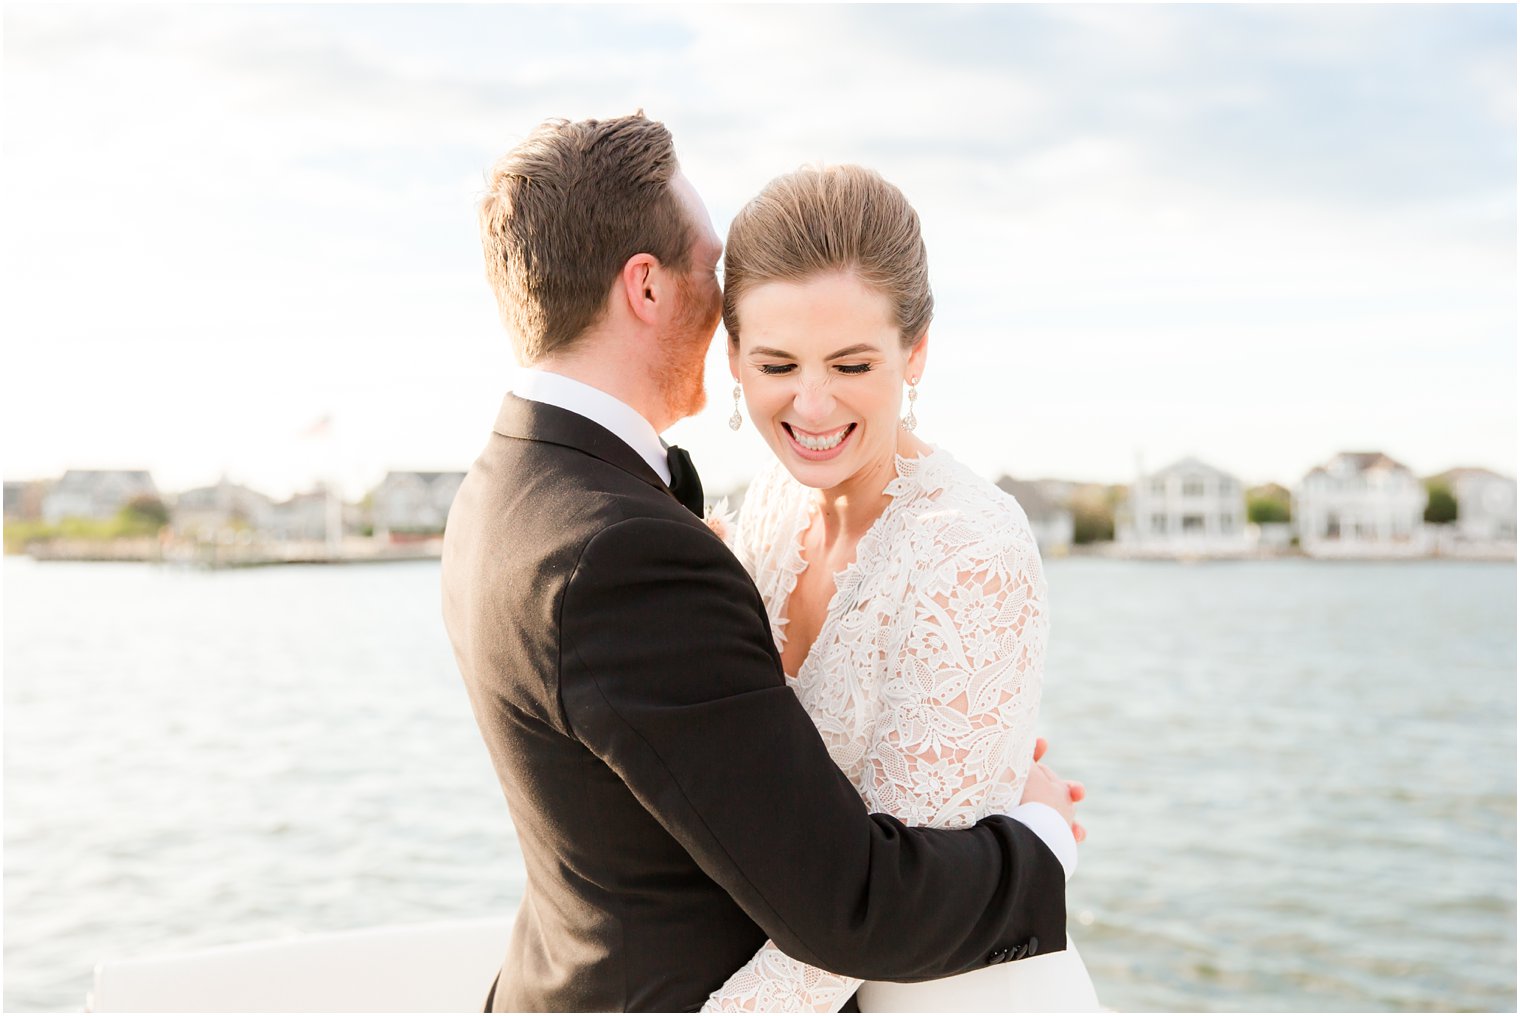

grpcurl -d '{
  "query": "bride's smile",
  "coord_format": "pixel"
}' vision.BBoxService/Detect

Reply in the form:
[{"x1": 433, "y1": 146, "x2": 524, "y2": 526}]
[{"x1": 783, "y1": 422, "x2": 856, "y2": 457}]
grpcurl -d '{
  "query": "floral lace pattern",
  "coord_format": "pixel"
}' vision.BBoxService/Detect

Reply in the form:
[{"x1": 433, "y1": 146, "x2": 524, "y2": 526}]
[{"x1": 705, "y1": 448, "x2": 1048, "y2": 1013}]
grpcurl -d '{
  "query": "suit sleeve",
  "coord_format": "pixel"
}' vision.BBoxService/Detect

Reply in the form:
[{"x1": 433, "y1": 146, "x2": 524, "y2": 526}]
[{"x1": 557, "y1": 516, "x2": 1065, "y2": 982}]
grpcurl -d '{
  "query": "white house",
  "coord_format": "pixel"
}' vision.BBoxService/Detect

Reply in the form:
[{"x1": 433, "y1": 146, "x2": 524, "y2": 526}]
[
  {"x1": 4, "y1": 480, "x2": 48, "y2": 521},
  {"x1": 266, "y1": 486, "x2": 340, "y2": 544},
  {"x1": 1120, "y1": 457, "x2": 1249, "y2": 557},
  {"x1": 1294, "y1": 452, "x2": 1428, "y2": 558},
  {"x1": 42, "y1": 470, "x2": 158, "y2": 523},
  {"x1": 370, "y1": 471, "x2": 466, "y2": 537},
  {"x1": 995, "y1": 477, "x2": 1075, "y2": 556},
  {"x1": 1437, "y1": 467, "x2": 1517, "y2": 543},
  {"x1": 172, "y1": 479, "x2": 275, "y2": 538}
]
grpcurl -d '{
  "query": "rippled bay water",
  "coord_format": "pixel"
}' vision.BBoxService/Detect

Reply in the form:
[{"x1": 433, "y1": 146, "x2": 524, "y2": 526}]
[{"x1": 4, "y1": 557, "x2": 1515, "y2": 1012}]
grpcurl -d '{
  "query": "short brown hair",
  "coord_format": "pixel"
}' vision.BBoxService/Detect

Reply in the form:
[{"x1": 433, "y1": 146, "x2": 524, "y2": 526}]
[
  {"x1": 479, "y1": 113, "x2": 695, "y2": 363},
  {"x1": 721, "y1": 165, "x2": 933, "y2": 348}
]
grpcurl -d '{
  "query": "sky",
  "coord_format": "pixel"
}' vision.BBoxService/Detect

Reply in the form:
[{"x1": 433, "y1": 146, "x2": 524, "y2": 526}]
[{"x1": 3, "y1": 3, "x2": 1515, "y2": 500}]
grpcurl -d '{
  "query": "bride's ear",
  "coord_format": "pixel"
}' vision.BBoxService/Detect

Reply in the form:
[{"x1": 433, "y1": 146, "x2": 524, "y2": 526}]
[{"x1": 906, "y1": 331, "x2": 929, "y2": 382}]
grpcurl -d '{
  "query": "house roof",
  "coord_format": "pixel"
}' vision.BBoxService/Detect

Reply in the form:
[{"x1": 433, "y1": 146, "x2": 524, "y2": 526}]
[
  {"x1": 378, "y1": 471, "x2": 462, "y2": 483},
  {"x1": 52, "y1": 469, "x2": 156, "y2": 494},
  {"x1": 1145, "y1": 456, "x2": 1239, "y2": 482},
  {"x1": 1432, "y1": 466, "x2": 1513, "y2": 484},
  {"x1": 175, "y1": 481, "x2": 275, "y2": 509},
  {"x1": 994, "y1": 476, "x2": 1062, "y2": 522},
  {"x1": 1305, "y1": 451, "x2": 1413, "y2": 479},
  {"x1": 378, "y1": 470, "x2": 467, "y2": 487}
]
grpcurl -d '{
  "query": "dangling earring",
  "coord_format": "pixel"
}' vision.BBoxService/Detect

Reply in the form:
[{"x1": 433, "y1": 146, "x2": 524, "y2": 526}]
[
  {"x1": 728, "y1": 383, "x2": 743, "y2": 431},
  {"x1": 901, "y1": 377, "x2": 919, "y2": 432}
]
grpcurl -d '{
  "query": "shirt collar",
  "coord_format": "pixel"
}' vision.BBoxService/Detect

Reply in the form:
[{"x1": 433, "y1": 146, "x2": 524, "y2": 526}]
[{"x1": 510, "y1": 367, "x2": 671, "y2": 485}]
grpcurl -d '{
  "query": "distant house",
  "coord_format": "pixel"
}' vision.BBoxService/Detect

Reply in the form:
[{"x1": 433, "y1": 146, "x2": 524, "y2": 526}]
[
  {"x1": 1119, "y1": 457, "x2": 1249, "y2": 556},
  {"x1": 1294, "y1": 452, "x2": 1427, "y2": 557},
  {"x1": 4, "y1": 480, "x2": 50, "y2": 522},
  {"x1": 995, "y1": 477, "x2": 1074, "y2": 555},
  {"x1": 371, "y1": 471, "x2": 465, "y2": 537},
  {"x1": 42, "y1": 470, "x2": 158, "y2": 523},
  {"x1": 1434, "y1": 467, "x2": 1517, "y2": 546},
  {"x1": 172, "y1": 479, "x2": 275, "y2": 538},
  {"x1": 265, "y1": 490, "x2": 336, "y2": 542}
]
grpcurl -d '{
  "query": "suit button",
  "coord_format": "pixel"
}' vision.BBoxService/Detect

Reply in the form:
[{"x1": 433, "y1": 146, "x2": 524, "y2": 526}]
[
  {"x1": 1028, "y1": 936, "x2": 1039, "y2": 955},
  {"x1": 987, "y1": 948, "x2": 1007, "y2": 964},
  {"x1": 1008, "y1": 945, "x2": 1028, "y2": 961}
]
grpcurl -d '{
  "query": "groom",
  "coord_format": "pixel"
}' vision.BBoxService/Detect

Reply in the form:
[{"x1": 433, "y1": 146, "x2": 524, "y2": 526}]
[{"x1": 442, "y1": 113, "x2": 1081, "y2": 1012}]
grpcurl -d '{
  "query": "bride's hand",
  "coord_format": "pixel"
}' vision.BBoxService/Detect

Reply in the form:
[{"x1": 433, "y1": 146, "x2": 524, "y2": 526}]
[{"x1": 1024, "y1": 738, "x2": 1087, "y2": 844}]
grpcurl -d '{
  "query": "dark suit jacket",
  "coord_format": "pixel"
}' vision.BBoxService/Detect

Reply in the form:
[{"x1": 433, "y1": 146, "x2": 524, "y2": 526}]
[{"x1": 441, "y1": 394, "x2": 1065, "y2": 1012}]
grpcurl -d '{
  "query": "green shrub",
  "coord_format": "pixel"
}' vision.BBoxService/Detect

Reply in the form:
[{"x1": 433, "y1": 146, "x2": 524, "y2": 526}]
[
  {"x1": 1248, "y1": 494, "x2": 1291, "y2": 525},
  {"x1": 1424, "y1": 482, "x2": 1457, "y2": 525}
]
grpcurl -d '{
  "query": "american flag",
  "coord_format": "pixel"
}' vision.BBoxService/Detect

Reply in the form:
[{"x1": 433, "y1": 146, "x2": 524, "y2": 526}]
[{"x1": 299, "y1": 414, "x2": 333, "y2": 439}]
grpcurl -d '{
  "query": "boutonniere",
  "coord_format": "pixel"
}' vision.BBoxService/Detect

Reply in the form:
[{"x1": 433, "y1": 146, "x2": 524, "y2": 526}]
[{"x1": 703, "y1": 497, "x2": 736, "y2": 545}]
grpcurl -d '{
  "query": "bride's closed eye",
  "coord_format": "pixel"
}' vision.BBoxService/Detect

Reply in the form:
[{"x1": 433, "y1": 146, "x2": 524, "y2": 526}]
[{"x1": 755, "y1": 363, "x2": 875, "y2": 376}]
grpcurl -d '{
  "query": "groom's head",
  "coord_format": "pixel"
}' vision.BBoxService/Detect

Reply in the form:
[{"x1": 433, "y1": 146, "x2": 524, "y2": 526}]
[{"x1": 479, "y1": 113, "x2": 721, "y2": 385}]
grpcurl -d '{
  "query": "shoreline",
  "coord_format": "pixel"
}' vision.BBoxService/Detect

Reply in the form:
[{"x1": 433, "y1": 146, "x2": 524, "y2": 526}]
[
  {"x1": 7, "y1": 536, "x2": 445, "y2": 568},
  {"x1": 6, "y1": 541, "x2": 1514, "y2": 567}
]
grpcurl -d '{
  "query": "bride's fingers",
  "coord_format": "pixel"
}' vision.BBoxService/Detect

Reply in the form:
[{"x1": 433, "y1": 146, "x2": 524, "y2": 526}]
[
  {"x1": 1032, "y1": 737, "x2": 1048, "y2": 763},
  {"x1": 1073, "y1": 822, "x2": 1087, "y2": 844},
  {"x1": 1067, "y1": 780, "x2": 1086, "y2": 803}
]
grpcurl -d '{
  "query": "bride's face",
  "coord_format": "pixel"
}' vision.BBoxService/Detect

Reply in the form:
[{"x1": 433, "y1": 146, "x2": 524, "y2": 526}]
[{"x1": 731, "y1": 270, "x2": 927, "y2": 494}]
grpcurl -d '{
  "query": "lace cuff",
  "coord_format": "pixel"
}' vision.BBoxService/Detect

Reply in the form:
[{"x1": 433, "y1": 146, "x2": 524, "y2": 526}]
[{"x1": 703, "y1": 939, "x2": 861, "y2": 1013}]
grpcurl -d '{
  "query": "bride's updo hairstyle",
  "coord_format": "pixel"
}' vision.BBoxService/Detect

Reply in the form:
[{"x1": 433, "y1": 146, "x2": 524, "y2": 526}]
[{"x1": 721, "y1": 165, "x2": 933, "y2": 350}]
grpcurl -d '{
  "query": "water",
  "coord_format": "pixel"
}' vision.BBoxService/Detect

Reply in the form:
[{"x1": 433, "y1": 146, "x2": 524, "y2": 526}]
[{"x1": 4, "y1": 556, "x2": 1515, "y2": 1012}]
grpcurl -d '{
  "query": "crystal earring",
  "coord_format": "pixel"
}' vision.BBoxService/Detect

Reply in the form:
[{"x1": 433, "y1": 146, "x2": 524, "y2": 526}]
[
  {"x1": 901, "y1": 378, "x2": 919, "y2": 432},
  {"x1": 728, "y1": 384, "x2": 743, "y2": 431}
]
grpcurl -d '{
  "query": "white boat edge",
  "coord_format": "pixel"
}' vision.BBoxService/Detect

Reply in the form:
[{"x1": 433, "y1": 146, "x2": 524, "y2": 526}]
[
  {"x1": 88, "y1": 915, "x2": 514, "y2": 1013},
  {"x1": 88, "y1": 913, "x2": 1119, "y2": 1013}
]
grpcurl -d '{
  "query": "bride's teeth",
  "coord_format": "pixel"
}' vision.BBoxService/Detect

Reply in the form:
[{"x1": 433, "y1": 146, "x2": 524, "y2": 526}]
[{"x1": 793, "y1": 426, "x2": 848, "y2": 451}]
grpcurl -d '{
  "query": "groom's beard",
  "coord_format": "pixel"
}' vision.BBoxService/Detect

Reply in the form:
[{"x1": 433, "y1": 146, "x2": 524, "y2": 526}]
[{"x1": 658, "y1": 272, "x2": 721, "y2": 421}]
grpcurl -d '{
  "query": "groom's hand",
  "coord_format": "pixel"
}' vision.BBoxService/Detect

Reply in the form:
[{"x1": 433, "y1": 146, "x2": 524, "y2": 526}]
[{"x1": 1023, "y1": 738, "x2": 1087, "y2": 845}]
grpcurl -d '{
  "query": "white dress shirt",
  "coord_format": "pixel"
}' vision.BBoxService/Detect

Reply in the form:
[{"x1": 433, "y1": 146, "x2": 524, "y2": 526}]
[
  {"x1": 511, "y1": 367, "x2": 671, "y2": 485},
  {"x1": 508, "y1": 366, "x2": 1075, "y2": 880}
]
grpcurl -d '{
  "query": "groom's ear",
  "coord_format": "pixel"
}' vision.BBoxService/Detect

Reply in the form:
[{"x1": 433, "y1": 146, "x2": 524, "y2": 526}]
[{"x1": 618, "y1": 253, "x2": 662, "y2": 327}]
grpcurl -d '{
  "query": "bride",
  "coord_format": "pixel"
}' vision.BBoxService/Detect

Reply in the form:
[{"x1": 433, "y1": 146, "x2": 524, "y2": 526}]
[{"x1": 702, "y1": 166, "x2": 1100, "y2": 1013}]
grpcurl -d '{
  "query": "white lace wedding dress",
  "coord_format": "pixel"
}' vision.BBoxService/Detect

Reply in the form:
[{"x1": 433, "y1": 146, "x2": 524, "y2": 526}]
[{"x1": 703, "y1": 447, "x2": 1100, "y2": 1013}]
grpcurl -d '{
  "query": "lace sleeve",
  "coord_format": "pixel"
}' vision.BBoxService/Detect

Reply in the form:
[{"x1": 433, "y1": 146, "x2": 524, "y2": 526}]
[
  {"x1": 703, "y1": 941, "x2": 861, "y2": 1013},
  {"x1": 867, "y1": 524, "x2": 1048, "y2": 830}
]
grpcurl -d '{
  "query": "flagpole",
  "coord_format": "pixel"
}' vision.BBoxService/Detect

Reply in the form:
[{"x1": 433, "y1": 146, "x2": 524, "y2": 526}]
[{"x1": 298, "y1": 414, "x2": 339, "y2": 558}]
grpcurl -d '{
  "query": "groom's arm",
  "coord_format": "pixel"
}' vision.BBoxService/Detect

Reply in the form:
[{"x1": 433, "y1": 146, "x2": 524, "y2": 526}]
[{"x1": 557, "y1": 516, "x2": 1066, "y2": 982}]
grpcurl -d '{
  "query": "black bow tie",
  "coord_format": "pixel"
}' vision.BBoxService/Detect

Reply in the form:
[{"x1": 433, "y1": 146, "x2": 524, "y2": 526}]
[{"x1": 666, "y1": 445, "x2": 704, "y2": 517}]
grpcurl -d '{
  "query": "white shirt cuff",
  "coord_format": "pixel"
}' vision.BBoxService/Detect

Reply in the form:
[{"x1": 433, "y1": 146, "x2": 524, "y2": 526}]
[{"x1": 1008, "y1": 802, "x2": 1077, "y2": 882}]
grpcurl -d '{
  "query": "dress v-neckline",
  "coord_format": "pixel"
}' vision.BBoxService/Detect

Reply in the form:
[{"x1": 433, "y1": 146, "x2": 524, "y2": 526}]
[
  {"x1": 778, "y1": 497, "x2": 845, "y2": 683},
  {"x1": 773, "y1": 450, "x2": 932, "y2": 682}
]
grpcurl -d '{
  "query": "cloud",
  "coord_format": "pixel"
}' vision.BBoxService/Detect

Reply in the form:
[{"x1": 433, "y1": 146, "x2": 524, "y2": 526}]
[{"x1": 1, "y1": 4, "x2": 1512, "y2": 494}]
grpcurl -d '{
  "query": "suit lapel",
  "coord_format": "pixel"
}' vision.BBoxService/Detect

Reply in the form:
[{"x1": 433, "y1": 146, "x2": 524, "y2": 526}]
[{"x1": 492, "y1": 393, "x2": 673, "y2": 501}]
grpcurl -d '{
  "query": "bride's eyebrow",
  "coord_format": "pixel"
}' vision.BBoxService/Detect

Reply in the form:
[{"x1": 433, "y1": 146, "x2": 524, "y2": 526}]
[
  {"x1": 825, "y1": 343, "x2": 880, "y2": 359},
  {"x1": 748, "y1": 343, "x2": 880, "y2": 359}
]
